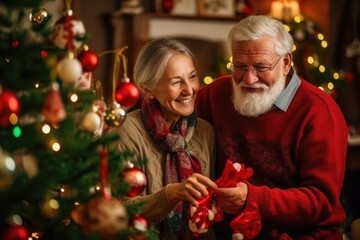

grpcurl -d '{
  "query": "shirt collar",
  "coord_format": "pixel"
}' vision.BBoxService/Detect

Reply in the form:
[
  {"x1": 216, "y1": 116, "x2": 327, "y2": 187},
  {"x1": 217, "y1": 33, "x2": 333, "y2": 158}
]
[{"x1": 274, "y1": 68, "x2": 301, "y2": 111}]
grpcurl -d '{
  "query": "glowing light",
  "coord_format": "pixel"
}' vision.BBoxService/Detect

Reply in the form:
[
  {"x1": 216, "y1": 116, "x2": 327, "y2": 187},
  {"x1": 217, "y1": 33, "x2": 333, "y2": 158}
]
[
  {"x1": 333, "y1": 72, "x2": 340, "y2": 80},
  {"x1": 35, "y1": 83, "x2": 40, "y2": 88},
  {"x1": 319, "y1": 65, "x2": 325, "y2": 73},
  {"x1": 42, "y1": 124, "x2": 51, "y2": 134},
  {"x1": 321, "y1": 40, "x2": 328, "y2": 48},
  {"x1": 9, "y1": 113, "x2": 18, "y2": 125},
  {"x1": 51, "y1": 142, "x2": 61, "y2": 152},
  {"x1": 327, "y1": 82, "x2": 334, "y2": 90},
  {"x1": 292, "y1": 44, "x2": 297, "y2": 52},
  {"x1": 284, "y1": 25, "x2": 290, "y2": 32},
  {"x1": 49, "y1": 199, "x2": 59, "y2": 209},
  {"x1": 5, "y1": 156, "x2": 16, "y2": 171},
  {"x1": 11, "y1": 214, "x2": 23, "y2": 225},
  {"x1": 12, "y1": 126, "x2": 21, "y2": 138},
  {"x1": 317, "y1": 33, "x2": 324, "y2": 40},
  {"x1": 203, "y1": 76, "x2": 213, "y2": 85},
  {"x1": 307, "y1": 56, "x2": 314, "y2": 64},
  {"x1": 294, "y1": 15, "x2": 303, "y2": 23},
  {"x1": 70, "y1": 93, "x2": 78, "y2": 102}
]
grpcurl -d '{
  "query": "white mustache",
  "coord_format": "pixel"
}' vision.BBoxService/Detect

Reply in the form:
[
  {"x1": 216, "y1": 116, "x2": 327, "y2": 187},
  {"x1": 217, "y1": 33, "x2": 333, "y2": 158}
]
[{"x1": 238, "y1": 82, "x2": 269, "y2": 90}]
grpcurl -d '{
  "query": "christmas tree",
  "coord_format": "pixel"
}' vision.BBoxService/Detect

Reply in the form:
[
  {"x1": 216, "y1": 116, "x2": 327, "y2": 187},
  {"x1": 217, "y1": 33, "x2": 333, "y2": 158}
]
[{"x1": 0, "y1": 0, "x2": 157, "y2": 239}]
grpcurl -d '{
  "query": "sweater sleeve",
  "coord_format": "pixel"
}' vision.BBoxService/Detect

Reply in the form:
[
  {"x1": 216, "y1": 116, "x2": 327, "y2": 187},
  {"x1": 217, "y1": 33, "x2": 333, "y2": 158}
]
[{"x1": 246, "y1": 91, "x2": 348, "y2": 228}]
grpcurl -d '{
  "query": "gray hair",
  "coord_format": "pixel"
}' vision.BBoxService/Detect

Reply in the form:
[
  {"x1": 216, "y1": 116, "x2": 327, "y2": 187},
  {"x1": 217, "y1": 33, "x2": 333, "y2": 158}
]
[
  {"x1": 227, "y1": 15, "x2": 294, "y2": 56},
  {"x1": 133, "y1": 38, "x2": 195, "y2": 93}
]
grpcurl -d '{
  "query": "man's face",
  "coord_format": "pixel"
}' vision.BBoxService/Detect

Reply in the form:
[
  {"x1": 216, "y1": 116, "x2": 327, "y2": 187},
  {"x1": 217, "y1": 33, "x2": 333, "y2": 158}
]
[{"x1": 230, "y1": 36, "x2": 290, "y2": 117}]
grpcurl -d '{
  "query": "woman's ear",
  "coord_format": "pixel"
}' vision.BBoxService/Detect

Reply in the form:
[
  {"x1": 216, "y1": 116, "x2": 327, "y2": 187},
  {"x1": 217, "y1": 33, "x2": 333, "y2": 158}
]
[{"x1": 144, "y1": 88, "x2": 154, "y2": 99}]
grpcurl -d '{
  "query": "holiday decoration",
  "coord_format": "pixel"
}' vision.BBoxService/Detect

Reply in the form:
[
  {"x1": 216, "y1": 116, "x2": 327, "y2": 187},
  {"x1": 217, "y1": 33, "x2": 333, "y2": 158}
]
[
  {"x1": 56, "y1": 52, "x2": 83, "y2": 85},
  {"x1": 52, "y1": 10, "x2": 86, "y2": 50},
  {"x1": 41, "y1": 83, "x2": 66, "y2": 125},
  {"x1": 0, "y1": 88, "x2": 21, "y2": 127},
  {"x1": 0, "y1": 0, "x2": 157, "y2": 238},
  {"x1": 122, "y1": 165, "x2": 147, "y2": 197},
  {"x1": 130, "y1": 214, "x2": 150, "y2": 232},
  {"x1": 2, "y1": 224, "x2": 29, "y2": 240},
  {"x1": 188, "y1": 160, "x2": 261, "y2": 239},
  {"x1": 29, "y1": 7, "x2": 49, "y2": 26},
  {"x1": 286, "y1": 15, "x2": 347, "y2": 96},
  {"x1": 115, "y1": 78, "x2": 140, "y2": 108},
  {"x1": 77, "y1": 47, "x2": 99, "y2": 72},
  {"x1": 71, "y1": 196, "x2": 129, "y2": 238}
]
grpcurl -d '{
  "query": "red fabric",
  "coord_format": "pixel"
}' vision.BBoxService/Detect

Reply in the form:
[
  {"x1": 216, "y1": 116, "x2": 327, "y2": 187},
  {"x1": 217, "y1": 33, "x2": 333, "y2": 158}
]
[{"x1": 196, "y1": 75, "x2": 348, "y2": 239}]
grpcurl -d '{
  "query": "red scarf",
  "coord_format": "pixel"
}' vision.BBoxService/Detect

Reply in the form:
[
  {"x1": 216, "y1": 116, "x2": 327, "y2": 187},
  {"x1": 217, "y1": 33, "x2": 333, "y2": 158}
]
[{"x1": 141, "y1": 98, "x2": 201, "y2": 238}]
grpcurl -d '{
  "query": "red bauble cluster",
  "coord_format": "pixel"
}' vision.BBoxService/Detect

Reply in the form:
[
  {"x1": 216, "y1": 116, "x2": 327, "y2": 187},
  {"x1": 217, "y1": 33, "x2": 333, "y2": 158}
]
[
  {"x1": 0, "y1": 89, "x2": 21, "y2": 127},
  {"x1": 114, "y1": 79, "x2": 140, "y2": 108},
  {"x1": 2, "y1": 225, "x2": 29, "y2": 240}
]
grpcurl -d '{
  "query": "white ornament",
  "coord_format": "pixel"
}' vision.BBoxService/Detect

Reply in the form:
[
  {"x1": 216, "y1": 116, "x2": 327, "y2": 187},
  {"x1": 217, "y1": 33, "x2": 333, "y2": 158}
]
[
  {"x1": 52, "y1": 15, "x2": 86, "y2": 50},
  {"x1": 56, "y1": 56, "x2": 83, "y2": 85},
  {"x1": 81, "y1": 111, "x2": 102, "y2": 134}
]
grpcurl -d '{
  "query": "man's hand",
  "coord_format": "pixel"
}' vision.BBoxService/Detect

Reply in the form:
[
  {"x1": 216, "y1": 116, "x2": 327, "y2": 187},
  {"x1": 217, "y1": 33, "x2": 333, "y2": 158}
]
[{"x1": 214, "y1": 182, "x2": 248, "y2": 215}]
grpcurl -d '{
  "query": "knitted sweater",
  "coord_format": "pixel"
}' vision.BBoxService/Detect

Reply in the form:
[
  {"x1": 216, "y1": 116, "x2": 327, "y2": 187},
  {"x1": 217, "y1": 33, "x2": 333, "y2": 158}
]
[
  {"x1": 196, "y1": 75, "x2": 348, "y2": 239},
  {"x1": 116, "y1": 109, "x2": 216, "y2": 239}
]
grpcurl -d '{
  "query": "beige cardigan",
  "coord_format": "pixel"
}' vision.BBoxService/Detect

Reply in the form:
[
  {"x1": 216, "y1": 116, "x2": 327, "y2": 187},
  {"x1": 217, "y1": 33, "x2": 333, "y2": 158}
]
[{"x1": 116, "y1": 109, "x2": 216, "y2": 239}]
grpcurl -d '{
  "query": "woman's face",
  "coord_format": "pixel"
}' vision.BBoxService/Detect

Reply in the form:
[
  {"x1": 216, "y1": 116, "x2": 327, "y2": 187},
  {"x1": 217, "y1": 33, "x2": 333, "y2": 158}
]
[{"x1": 147, "y1": 53, "x2": 199, "y2": 125}]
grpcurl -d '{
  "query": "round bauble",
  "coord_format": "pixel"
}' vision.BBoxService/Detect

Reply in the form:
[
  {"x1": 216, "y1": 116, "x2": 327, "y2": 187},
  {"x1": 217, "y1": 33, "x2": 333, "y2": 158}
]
[
  {"x1": 52, "y1": 14, "x2": 86, "y2": 50},
  {"x1": 114, "y1": 80, "x2": 140, "y2": 108},
  {"x1": 0, "y1": 89, "x2": 21, "y2": 127},
  {"x1": 104, "y1": 101, "x2": 126, "y2": 127},
  {"x1": 71, "y1": 197, "x2": 128, "y2": 238},
  {"x1": 78, "y1": 50, "x2": 99, "y2": 72},
  {"x1": 29, "y1": 7, "x2": 49, "y2": 26},
  {"x1": 2, "y1": 224, "x2": 29, "y2": 240},
  {"x1": 122, "y1": 166, "x2": 147, "y2": 197},
  {"x1": 56, "y1": 55, "x2": 83, "y2": 85}
]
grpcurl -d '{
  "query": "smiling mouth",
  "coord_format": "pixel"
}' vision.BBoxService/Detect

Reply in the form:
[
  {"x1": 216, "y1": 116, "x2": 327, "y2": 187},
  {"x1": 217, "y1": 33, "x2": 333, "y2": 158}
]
[{"x1": 176, "y1": 98, "x2": 192, "y2": 103}]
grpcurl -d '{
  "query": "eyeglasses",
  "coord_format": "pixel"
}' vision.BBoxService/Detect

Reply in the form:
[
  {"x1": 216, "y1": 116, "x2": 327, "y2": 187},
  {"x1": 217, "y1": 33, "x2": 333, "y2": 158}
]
[{"x1": 228, "y1": 56, "x2": 282, "y2": 75}]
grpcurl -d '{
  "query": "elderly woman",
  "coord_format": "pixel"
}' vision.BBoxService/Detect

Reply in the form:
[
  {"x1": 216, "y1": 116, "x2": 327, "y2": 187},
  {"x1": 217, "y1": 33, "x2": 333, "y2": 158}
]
[{"x1": 116, "y1": 38, "x2": 217, "y2": 239}]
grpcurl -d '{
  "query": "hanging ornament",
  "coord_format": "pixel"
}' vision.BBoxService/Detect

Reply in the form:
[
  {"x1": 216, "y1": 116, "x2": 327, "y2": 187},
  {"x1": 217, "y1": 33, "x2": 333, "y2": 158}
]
[
  {"x1": 115, "y1": 78, "x2": 140, "y2": 108},
  {"x1": 71, "y1": 196, "x2": 129, "y2": 238},
  {"x1": 80, "y1": 111, "x2": 102, "y2": 135},
  {"x1": 1, "y1": 224, "x2": 29, "y2": 240},
  {"x1": 11, "y1": 40, "x2": 19, "y2": 49},
  {"x1": 71, "y1": 148, "x2": 129, "y2": 237},
  {"x1": 56, "y1": 52, "x2": 83, "y2": 85},
  {"x1": 52, "y1": 8, "x2": 86, "y2": 50},
  {"x1": 122, "y1": 165, "x2": 147, "y2": 197},
  {"x1": 74, "y1": 71, "x2": 92, "y2": 90},
  {"x1": 77, "y1": 46, "x2": 99, "y2": 72},
  {"x1": 155, "y1": 0, "x2": 174, "y2": 13},
  {"x1": 29, "y1": 7, "x2": 49, "y2": 26},
  {"x1": 0, "y1": 88, "x2": 21, "y2": 127},
  {"x1": 104, "y1": 101, "x2": 126, "y2": 128},
  {"x1": 41, "y1": 83, "x2": 66, "y2": 125},
  {"x1": 235, "y1": 0, "x2": 252, "y2": 18},
  {"x1": 0, "y1": 148, "x2": 16, "y2": 190},
  {"x1": 130, "y1": 215, "x2": 150, "y2": 232}
]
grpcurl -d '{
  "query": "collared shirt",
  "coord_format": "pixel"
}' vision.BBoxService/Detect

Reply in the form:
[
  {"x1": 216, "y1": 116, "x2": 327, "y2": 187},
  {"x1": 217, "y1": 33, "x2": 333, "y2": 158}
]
[{"x1": 274, "y1": 68, "x2": 301, "y2": 112}]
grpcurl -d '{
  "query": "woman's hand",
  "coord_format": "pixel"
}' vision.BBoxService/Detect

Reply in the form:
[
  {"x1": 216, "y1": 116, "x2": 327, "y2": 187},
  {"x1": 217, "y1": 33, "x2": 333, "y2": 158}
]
[{"x1": 166, "y1": 173, "x2": 217, "y2": 206}]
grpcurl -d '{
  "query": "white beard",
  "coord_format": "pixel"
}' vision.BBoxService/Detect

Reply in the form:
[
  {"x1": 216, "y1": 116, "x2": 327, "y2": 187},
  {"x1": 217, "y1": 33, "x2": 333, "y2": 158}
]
[{"x1": 232, "y1": 76, "x2": 286, "y2": 117}]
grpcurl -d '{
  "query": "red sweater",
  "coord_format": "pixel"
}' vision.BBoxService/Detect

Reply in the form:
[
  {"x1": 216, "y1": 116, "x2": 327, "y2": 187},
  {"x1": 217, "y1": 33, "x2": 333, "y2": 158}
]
[{"x1": 196, "y1": 75, "x2": 348, "y2": 239}]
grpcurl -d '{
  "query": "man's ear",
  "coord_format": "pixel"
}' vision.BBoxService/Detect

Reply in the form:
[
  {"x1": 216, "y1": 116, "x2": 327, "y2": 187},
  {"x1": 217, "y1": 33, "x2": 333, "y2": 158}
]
[{"x1": 283, "y1": 52, "x2": 293, "y2": 75}]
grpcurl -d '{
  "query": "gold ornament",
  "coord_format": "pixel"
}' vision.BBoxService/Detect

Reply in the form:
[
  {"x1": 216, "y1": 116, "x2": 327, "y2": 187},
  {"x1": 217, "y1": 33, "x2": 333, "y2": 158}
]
[
  {"x1": 104, "y1": 101, "x2": 126, "y2": 127},
  {"x1": 29, "y1": 7, "x2": 49, "y2": 26}
]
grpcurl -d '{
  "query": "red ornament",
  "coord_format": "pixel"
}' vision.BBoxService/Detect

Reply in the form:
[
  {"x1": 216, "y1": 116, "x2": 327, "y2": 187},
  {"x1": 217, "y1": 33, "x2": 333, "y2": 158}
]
[
  {"x1": 130, "y1": 215, "x2": 149, "y2": 232},
  {"x1": 122, "y1": 166, "x2": 146, "y2": 197},
  {"x1": 114, "y1": 79, "x2": 140, "y2": 108},
  {"x1": 161, "y1": 0, "x2": 174, "y2": 13},
  {"x1": 0, "y1": 89, "x2": 21, "y2": 127},
  {"x1": 78, "y1": 50, "x2": 99, "y2": 72},
  {"x1": 2, "y1": 225, "x2": 29, "y2": 240},
  {"x1": 11, "y1": 41, "x2": 19, "y2": 48},
  {"x1": 41, "y1": 84, "x2": 66, "y2": 125}
]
